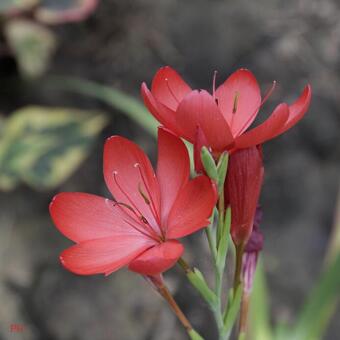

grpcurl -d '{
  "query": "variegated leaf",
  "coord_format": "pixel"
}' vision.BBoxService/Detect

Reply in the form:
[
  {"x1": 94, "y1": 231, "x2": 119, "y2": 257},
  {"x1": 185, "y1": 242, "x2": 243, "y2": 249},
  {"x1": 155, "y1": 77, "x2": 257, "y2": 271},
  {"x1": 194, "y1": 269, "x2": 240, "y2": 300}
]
[{"x1": 0, "y1": 106, "x2": 108, "y2": 190}]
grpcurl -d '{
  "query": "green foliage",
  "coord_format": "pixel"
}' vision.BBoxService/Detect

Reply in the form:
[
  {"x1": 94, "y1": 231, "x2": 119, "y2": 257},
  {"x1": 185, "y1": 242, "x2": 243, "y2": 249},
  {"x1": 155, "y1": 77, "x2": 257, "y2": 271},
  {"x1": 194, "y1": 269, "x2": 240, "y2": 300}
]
[
  {"x1": 187, "y1": 268, "x2": 218, "y2": 308},
  {"x1": 0, "y1": 0, "x2": 38, "y2": 14},
  {"x1": 51, "y1": 76, "x2": 159, "y2": 137},
  {"x1": 291, "y1": 253, "x2": 340, "y2": 340},
  {"x1": 188, "y1": 329, "x2": 205, "y2": 340},
  {"x1": 223, "y1": 285, "x2": 243, "y2": 337},
  {"x1": 4, "y1": 19, "x2": 57, "y2": 78},
  {"x1": 216, "y1": 207, "x2": 231, "y2": 274},
  {"x1": 249, "y1": 258, "x2": 273, "y2": 340},
  {"x1": 0, "y1": 106, "x2": 107, "y2": 190}
]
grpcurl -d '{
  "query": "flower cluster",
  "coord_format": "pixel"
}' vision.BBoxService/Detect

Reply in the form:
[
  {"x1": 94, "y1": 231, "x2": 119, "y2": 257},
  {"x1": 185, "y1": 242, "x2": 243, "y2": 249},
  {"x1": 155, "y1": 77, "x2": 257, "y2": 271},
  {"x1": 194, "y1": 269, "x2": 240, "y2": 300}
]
[{"x1": 50, "y1": 66, "x2": 311, "y2": 340}]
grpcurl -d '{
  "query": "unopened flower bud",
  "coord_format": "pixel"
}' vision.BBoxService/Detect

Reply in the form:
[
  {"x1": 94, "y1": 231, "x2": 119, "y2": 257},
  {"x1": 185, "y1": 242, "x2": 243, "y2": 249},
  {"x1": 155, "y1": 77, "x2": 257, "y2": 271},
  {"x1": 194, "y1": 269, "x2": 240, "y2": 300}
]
[{"x1": 225, "y1": 146, "x2": 264, "y2": 246}]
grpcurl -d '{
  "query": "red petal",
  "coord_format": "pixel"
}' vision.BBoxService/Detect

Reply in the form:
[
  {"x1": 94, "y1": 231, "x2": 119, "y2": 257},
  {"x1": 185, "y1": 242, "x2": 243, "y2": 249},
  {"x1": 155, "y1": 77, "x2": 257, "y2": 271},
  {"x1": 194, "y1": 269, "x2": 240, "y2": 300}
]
[
  {"x1": 215, "y1": 69, "x2": 261, "y2": 135},
  {"x1": 103, "y1": 136, "x2": 161, "y2": 232},
  {"x1": 128, "y1": 240, "x2": 184, "y2": 275},
  {"x1": 175, "y1": 90, "x2": 234, "y2": 151},
  {"x1": 235, "y1": 103, "x2": 289, "y2": 149},
  {"x1": 60, "y1": 235, "x2": 155, "y2": 276},
  {"x1": 156, "y1": 128, "x2": 190, "y2": 226},
  {"x1": 225, "y1": 147, "x2": 264, "y2": 246},
  {"x1": 50, "y1": 192, "x2": 143, "y2": 243},
  {"x1": 151, "y1": 66, "x2": 191, "y2": 110},
  {"x1": 275, "y1": 85, "x2": 312, "y2": 136},
  {"x1": 141, "y1": 83, "x2": 180, "y2": 134},
  {"x1": 167, "y1": 176, "x2": 217, "y2": 239}
]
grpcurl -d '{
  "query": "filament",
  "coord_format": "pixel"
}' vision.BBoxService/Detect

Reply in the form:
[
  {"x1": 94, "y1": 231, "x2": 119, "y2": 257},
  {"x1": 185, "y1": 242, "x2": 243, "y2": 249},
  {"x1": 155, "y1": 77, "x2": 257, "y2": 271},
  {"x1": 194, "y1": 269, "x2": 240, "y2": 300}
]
[
  {"x1": 212, "y1": 70, "x2": 218, "y2": 99},
  {"x1": 234, "y1": 81, "x2": 276, "y2": 136}
]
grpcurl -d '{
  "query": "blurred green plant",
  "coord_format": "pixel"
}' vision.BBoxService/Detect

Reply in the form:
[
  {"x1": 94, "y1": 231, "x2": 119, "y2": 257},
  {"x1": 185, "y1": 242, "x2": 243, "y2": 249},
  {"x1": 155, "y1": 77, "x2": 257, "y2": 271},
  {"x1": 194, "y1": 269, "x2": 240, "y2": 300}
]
[
  {"x1": 250, "y1": 206, "x2": 340, "y2": 340},
  {"x1": 0, "y1": 106, "x2": 107, "y2": 190},
  {"x1": 50, "y1": 76, "x2": 195, "y2": 172},
  {"x1": 4, "y1": 19, "x2": 56, "y2": 77},
  {"x1": 0, "y1": 0, "x2": 99, "y2": 78}
]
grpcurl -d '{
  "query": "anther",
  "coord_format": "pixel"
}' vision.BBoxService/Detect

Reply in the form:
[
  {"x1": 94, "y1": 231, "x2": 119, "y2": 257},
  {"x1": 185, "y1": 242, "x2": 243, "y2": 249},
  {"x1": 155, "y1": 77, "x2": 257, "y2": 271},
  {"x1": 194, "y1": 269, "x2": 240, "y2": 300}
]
[
  {"x1": 232, "y1": 92, "x2": 240, "y2": 113},
  {"x1": 212, "y1": 70, "x2": 218, "y2": 99},
  {"x1": 138, "y1": 183, "x2": 151, "y2": 205}
]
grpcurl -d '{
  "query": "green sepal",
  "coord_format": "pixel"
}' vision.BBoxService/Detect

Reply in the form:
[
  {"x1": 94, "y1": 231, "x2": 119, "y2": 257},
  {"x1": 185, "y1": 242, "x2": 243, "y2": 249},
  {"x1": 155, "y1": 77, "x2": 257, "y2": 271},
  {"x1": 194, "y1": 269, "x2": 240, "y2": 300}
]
[
  {"x1": 201, "y1": 146, "x2": 218, "y2": 181},
  {"x1": 216, "y1": 151, "x2": 229, "y2": 194},
  {"x1": 187, "y1": 268, "x2": 218, "y2": 308}
]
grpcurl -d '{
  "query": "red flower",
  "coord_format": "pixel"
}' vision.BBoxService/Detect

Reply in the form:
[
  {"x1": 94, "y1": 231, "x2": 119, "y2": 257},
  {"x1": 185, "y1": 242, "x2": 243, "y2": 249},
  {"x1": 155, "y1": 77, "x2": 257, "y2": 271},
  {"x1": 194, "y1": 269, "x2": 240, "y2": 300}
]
[
  {"x1": 225, "y1": 146, "x2": 264, "y2": 246},
  {"x1": 141, "y1": 66, "x2": 311, "y2": 153},
  {"x1": 50, "y1": 128, "x2": 217, "y2": 276}
]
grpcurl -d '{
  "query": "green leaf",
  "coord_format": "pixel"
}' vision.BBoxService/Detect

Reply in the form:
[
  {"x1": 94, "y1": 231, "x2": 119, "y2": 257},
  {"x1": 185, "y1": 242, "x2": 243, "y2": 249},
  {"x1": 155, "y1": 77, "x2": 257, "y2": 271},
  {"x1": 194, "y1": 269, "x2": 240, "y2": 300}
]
[
  {"x1": 291, "y1": 253, "x2": 340, "y2": 340},
  {"x1": 188, "y1": 329, "x2": 205, "y2": 340},
  {"x1": 49, "y1": 76, "x2": 159, "y2": 137},
  {"x1": 249, "y1": 258, "x2": 273, "y2": 340},
  {"x1": 0, "y1": 106, "x2": 107, "y2": 190},
  {"x1": 0, "y1": 0, "x2": 38, "y2": 15},
  {"x1": 216, "y1": 207, "x2": 231, "y2": 273},
  {"x1": 4, "y1": 19, "x2": 57, "y2": 78},
  {"x1": 187, "y1": 267, "x2": 217, "y2": 308},
  {"x1": 35, "y1": 0, "x2": 99, "y2": 24},
  {"x1": 223, "y1": 284, "x2": 243, "y2": 336}
]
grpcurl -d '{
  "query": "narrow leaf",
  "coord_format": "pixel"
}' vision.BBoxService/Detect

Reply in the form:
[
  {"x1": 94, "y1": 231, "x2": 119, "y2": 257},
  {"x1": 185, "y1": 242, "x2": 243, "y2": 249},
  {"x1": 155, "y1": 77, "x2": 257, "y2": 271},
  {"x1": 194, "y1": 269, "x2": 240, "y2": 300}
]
[
  {"x1": 188, "y1": 329, "x2": 205, "y2": 340},
  {"x1": 216, "y1": 207, "x2": 231, "y2": 272},
  {"x1": 216, "y1": 151, "x2": 229, "y2": 194},
  {"x1": 292, "y1": 253, "x2": 340, "y2": 340},
  {"x1": 49, "y1": 76, "x2": 159, "y2": 137},
  {"x1": 249, "y1": 258, "x2": 273, "y2": 340},
  {"x1": 223, "y1": 284, "x2": 243, "y2": 336},
  {"x1": 187, "y1": 268, "x2": 217, "y2": 308}
]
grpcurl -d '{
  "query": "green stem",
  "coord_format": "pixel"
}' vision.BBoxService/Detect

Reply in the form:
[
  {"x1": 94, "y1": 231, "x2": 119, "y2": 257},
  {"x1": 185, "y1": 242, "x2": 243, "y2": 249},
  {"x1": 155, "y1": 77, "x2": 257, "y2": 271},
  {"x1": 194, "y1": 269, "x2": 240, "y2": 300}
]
[
  {"x1": 233, "y1": 244, "x2": 244, "y2": 292},
  {"x1": 217, "y1": 192, "x2": 225, "y2": 244},
  {"x1": 214, "y1": 189, "x2": 229, "y2": 339},
  {"x1": 233, "y1": 244, "x2": 246, "y2": 340}
]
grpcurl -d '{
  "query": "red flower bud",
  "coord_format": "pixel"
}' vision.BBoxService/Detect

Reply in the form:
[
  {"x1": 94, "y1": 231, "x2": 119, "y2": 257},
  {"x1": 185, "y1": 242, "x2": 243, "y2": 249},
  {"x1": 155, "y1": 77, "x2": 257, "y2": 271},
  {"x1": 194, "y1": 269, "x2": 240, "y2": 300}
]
[{"x1": 225, "y1": 147, "x2": 264, "y2": 246}]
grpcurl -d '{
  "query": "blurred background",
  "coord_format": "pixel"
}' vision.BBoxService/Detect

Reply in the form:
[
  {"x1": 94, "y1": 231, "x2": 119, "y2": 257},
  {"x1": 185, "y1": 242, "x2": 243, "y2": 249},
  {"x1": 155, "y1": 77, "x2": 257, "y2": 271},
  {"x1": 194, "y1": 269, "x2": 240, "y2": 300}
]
[{"x1": 0, "y1": 0, "x2": 339, "y2": 339}]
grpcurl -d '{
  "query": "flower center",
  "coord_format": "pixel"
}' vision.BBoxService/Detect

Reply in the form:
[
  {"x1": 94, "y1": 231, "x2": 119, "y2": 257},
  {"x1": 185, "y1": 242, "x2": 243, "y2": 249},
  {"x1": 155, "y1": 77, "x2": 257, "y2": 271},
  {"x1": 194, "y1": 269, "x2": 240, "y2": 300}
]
[{"x1": 111, "y1": 166, "x2": 164, "y2": 241}]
